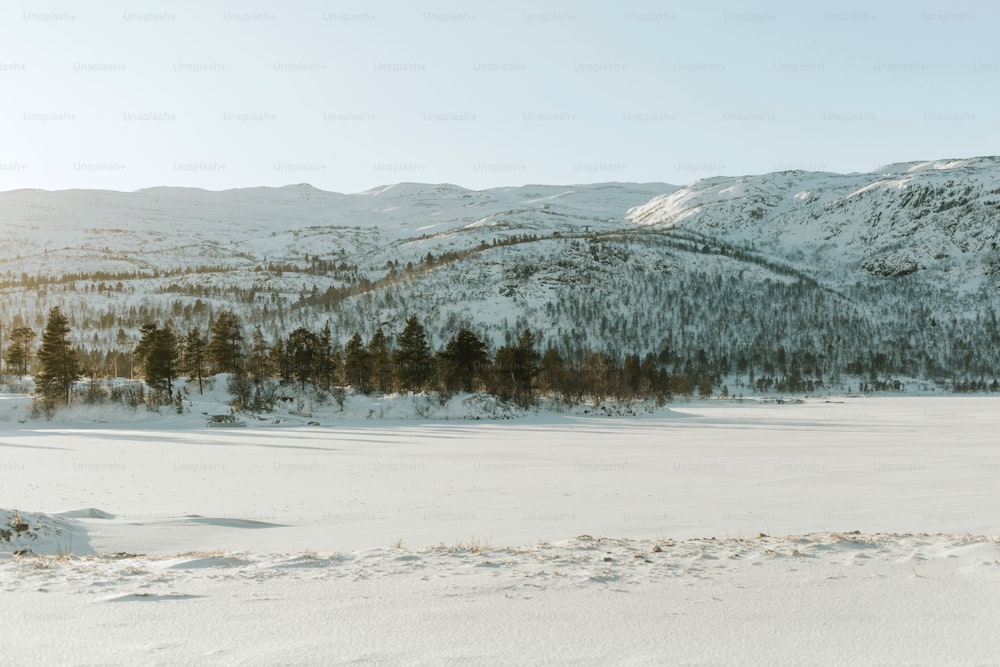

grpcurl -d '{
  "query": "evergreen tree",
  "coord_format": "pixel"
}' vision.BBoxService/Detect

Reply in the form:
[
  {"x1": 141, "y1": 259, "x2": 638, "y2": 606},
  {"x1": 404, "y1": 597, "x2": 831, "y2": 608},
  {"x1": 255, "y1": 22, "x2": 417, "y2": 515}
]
[
  {"x1": 134, "y1": 322, "x2": 178, "y2": 395},
  {"x1": 183, "y1": 327, "x2": 207, "y2": 394},
  {"x1": 286, "y1": 326, "x2": 319, "y2": 389},
  {"x1": 344, "y1": 332, "x2": 372, "y2": 392},
  {"x1": 393, "y1": 315, "x2": 433, "y2": 392},
  {"x1": 270, "y1": 338, "x2": 290, "y2": 383},
  {"x1": 4, "y1": 326, "x2": 36, "y2": 377},
  {"x1": 315, "y1": 322, "x2": 338, "y2": 391},
  {"x1": 494, "y1": 329, "x2": 540, "y2": 406},
  {"x1": 248, "y1": 326, "x2": 272, "y2": 383},
  {"x1": 247, "y1": 326, "x2": 275, "y2": 411},
  {"x1": 37, "y1": 307, "x2": 79, "y2": 406},
  {"x1": 367, "y1": 328, "x2": 392, "y2": 393},
  {"x1": 437, "y1": 328, "x2": 489, "y2": 392},
  {"x1": 208, "y1": 311, "x2": 244, "y2": 373},
  {"x1": 116, "y1": 327, "x2": 133, "y2": 379}
]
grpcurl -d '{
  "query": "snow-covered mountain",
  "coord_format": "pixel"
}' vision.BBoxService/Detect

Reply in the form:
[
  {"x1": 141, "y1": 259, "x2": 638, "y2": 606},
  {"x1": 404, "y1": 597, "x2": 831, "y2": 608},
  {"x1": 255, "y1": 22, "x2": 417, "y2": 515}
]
[
  {"x1": 0, "y1": 180, "x2": 676, "y2": 341},
  {"x1": 627, "y1": 156, "x2": 1000, "y2": 286},
  {"x1": 0, "y1": 181, "x2": 671, "y2": 275},
  {"x1": 2, "y1": 159, "x2": 999, "y2": 391}
]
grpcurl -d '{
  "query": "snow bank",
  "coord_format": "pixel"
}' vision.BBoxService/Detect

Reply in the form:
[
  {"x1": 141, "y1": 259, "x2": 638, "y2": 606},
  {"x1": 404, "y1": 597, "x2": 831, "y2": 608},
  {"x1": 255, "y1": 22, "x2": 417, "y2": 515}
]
[{"x1": 0, "y1": 508, "x2": 95, "y2": 556}]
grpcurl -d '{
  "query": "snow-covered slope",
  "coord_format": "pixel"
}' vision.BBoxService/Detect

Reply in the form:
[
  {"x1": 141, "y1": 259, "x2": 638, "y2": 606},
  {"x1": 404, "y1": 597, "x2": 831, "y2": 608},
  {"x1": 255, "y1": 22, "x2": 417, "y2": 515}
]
[
  {"x1": 0, "y1": 181, "x2": 671, "y2": 274},
  {"x1": 0, "y1": 180, "x2": 679, "y2": 345},
  {"x1": 627, "y1": 156, "x2": 1000, "y2": 283},
  {"x1": 2, "y1": 161, "x2": 999, "y2": 391}
]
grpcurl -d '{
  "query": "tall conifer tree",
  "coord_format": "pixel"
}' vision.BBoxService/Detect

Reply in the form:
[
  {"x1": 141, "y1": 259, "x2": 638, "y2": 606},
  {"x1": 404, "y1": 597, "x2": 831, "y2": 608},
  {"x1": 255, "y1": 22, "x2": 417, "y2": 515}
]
[{"x1": 37, "y1": 307, "x2": 79, "y2": 406}]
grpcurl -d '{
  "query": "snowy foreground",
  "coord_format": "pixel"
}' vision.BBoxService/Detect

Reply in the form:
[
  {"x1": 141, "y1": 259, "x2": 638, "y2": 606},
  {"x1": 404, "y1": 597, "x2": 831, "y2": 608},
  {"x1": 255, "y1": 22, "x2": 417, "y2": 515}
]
[{"x1": 1, "y1": 397, "x2": 999, "y2": 665}]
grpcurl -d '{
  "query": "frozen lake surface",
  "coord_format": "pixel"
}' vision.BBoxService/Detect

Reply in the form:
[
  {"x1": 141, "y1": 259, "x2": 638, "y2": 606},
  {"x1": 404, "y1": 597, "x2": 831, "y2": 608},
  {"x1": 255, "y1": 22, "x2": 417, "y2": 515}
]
[{"x1": 2, "y1": 397, "x2": 998, "y2": 665}]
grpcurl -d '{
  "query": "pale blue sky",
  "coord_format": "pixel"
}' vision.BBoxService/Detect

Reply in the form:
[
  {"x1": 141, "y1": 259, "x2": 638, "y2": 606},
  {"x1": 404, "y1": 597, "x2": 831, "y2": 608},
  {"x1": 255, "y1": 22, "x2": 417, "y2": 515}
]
[{"x1": 0, "y1": 0, "x2": 995, "y2": 192}]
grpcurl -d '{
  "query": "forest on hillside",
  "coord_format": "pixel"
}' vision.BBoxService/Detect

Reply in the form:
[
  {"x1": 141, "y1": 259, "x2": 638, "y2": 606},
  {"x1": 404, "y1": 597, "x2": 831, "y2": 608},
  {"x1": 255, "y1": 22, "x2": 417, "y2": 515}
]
[
  {"x1": 10, "y1": 296, "x2": 1000, "y2": 420},
  {"x1": 4, "y1": 173, "x2": 1000, "y2": 409}
]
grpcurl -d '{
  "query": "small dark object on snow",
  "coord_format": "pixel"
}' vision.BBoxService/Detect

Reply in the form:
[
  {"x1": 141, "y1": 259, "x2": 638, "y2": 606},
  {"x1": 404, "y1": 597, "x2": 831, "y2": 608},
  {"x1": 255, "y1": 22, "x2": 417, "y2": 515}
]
[{"x1": 208, "y1": 414, "x2": 246, "y2": 427}]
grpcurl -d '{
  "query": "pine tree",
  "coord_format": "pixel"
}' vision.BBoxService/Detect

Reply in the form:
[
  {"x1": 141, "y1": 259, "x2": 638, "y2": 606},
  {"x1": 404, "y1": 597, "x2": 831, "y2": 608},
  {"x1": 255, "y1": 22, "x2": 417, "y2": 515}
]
[
  {"x1": 116, "y1": 327, "x2": 133, "y2": 379},
  {"x1": 315, "y1": 322, "x2": 339, "y2": 391},
  {"x1": 184, "y1": 327, "x2": 207, "y2": 394},
  {"x1": 135, "y1": 322, "x2": 178, "y2": 396},
  {"x1": 37, "y1": 307, "x2": 79, "y2": 406},
  {"x1": 4, "y1": 326, "x2": 36, "y2": 377},
  {"x1": 367, "y1": 328, "x2": 392, "y2": 393},
  {"x1": 271, "y1": 338, "x2": 289, "y2": 383},
  {"x1": 344, "y1": 332, "x2": 372, "y2": 392},
  {"x1": 248, "y1": 326, "x2": 271, "y2": 381},
  {"x1": 436, "y1": 328, "x2": 489, "y2": 393},
  {"x1": 393, "y1": 315, "x2": 433, "y2": 392},
  {"x1": 286, "y1": 326, "x2": 319, "y2": 389},
  {"x1": 208, "y1": 311, "x2": 244, "y2": 374},
  {"x1": 494, "y1": 329, "x2": 540, "y2": 406}
]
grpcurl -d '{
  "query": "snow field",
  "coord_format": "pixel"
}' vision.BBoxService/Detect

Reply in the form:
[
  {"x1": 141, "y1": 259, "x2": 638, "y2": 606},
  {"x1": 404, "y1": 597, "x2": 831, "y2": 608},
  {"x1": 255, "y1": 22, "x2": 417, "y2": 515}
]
[{"x1": 1, "y1": 396, "x2": 998, "y2": 665}]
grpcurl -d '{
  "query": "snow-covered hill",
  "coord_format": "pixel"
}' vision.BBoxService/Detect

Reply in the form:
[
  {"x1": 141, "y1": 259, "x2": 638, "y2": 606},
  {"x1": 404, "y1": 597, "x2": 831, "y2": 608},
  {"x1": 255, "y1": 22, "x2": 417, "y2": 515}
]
[
  {"x1": 627, "y1": 156, "x2": 1000, "y2": 285},
  {"x1": 2, "y1": 160, "x2": 999, "y2": 392},
  {"x1": 0, "y1": 181, "x2": 671, "y2": 274},
  {"x1": 0, "y1": 180, "x2": 676, "y2": 341}
]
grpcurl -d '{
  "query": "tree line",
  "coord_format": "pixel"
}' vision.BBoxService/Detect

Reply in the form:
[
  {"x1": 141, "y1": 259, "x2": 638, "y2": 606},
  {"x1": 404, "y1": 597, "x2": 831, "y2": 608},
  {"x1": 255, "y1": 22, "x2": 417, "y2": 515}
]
[
  {"x1": 15, "y1": 306, "x2": 740, "y2": 415},
  {"x1": 11, "y1": 297, "x2": 1000, "y2": 416}
]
